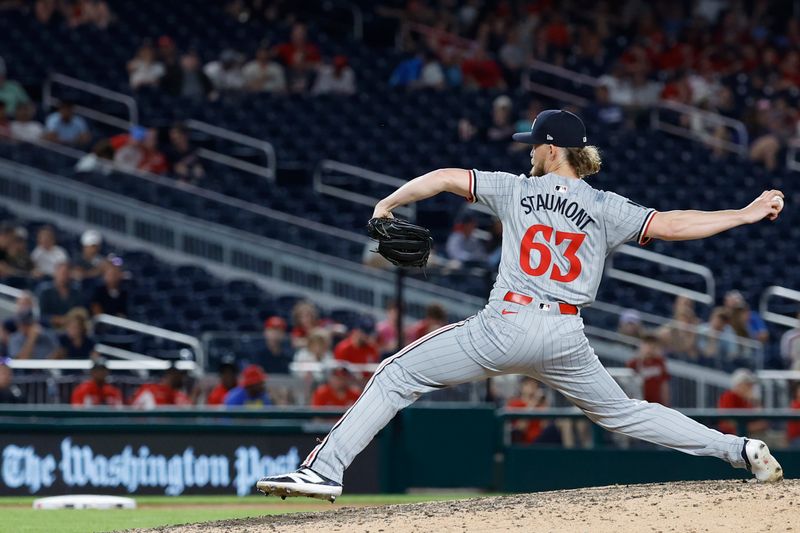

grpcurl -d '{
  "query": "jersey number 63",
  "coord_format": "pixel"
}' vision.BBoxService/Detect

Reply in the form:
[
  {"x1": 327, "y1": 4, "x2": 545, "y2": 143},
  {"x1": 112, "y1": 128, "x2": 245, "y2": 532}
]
[{"x1": 519, "y1": 224, "x2": 586, "y2": 283}]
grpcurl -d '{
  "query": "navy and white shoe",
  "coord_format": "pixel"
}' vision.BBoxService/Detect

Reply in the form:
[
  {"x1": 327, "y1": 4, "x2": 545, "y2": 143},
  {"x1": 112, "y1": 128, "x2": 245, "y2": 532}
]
[
  {"x1": 256, "y1": 467, "x2": 342, "y2": 502},
  {"x1": 743, "y1": 439, "x2": 784, "y2": 482}
]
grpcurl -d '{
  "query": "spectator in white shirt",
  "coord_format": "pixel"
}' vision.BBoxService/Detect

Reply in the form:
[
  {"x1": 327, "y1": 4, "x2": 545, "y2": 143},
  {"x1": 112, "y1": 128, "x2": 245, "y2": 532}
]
[
  {"x1": 418, "y1": 51, "x2": 445, "y2": 90},
  {"x1": 243, "y1": 47, "x2": 287, "y2": 93},
  {"x1": 127, "y1": 42, "x2": 165, "y2": 90},
  {"x1": 204, "y1": 49, "x2": 245, "y2": 92},
  {"x1": 445, "y1": 214, "x2": 486, "y2": 264},
  {"x1": 31, "y1": 225, "x2": 68, "y2": 278},
  {"x1": 311, "y1": 56, "x2": 356, "y2": 95},
  {"x1": 10, "y1": 102, "x2": 44, "y2": 142}
]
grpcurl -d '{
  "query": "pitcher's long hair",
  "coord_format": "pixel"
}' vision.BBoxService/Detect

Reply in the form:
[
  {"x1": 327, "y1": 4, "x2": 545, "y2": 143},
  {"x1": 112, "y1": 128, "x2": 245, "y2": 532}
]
[{"x1": 565, "y1": 146, "x2": 602, "y2": 178}]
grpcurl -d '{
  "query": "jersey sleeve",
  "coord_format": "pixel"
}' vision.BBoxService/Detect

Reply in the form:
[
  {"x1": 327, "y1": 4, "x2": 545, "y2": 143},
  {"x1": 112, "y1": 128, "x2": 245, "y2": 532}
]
[
  {"x1": 469, "y1": 169, "x2": 521, "y2": 218},
  {"x1": 602, "y1": 191, "x2": 657, "y2": 249}
]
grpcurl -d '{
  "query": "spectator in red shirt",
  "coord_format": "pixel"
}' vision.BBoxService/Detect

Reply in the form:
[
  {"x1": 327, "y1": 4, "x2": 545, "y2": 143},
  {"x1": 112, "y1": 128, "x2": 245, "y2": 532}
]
[
  {"x1": 206, "y1": 357, "x2": 237, "y2": 406},
  {"x1": 70, "y1": 358, "x2": 123, "y2": 407},
  {"x1": 334, "y1": 316, "x2": 379, "y2": 367},
  {"x1": 717, "y1": 368, "x2": 769, "y2": 436},
  {"x1": 275, "y1": 23, "x2": 321, "y2": 93},
  {"x1": 375, "y1": 300, "x2": 398, "y2": 354},
  {"x1": 626, "y1": 333, "x2": 670, "y2": 405},
  {"x1": 461, "y1": 48, "x2": 506, "y2": 90},
  {"x1": 131, "y1": 365, "x2": 192, "y2": 409},
  {"x1": 406, "y1": 303, "x2": 447, "y2": 343},
  {"x1": 311, "y1": 366, "x2": 361, "y2": 407},
  {"x1": 506, "y1": 377, "x2": 548, "y2": 444},
  {"x1": 787, "y1": 383, "x2": 800, "y2": 448}
]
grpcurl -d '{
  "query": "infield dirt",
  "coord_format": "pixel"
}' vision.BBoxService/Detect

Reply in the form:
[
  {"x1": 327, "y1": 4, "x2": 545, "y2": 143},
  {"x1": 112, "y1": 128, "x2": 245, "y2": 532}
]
[{"x1": 142, "y1": 479, "x2": 799, "y2": 533}]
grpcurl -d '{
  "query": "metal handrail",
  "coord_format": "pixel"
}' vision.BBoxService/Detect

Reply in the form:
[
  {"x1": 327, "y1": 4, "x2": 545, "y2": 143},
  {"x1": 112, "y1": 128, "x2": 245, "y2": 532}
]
[
  {"x1": 19, "y1": 137, "x2": 368, "y2": 246},
  {"x1": 93, "y1": 314, "x2": 204, "y2": 369},
  {"x1": 607, "y1": 244, "x2": 716, "y2": 305},
  {"x1": 6, "y1": 359, "x2": 198, "y2": 372},
  {"x1": 314, "y1": 159, "x2": 415, "y2": 220},
  {"x1": 43, "y1": 73, "x2": 138, "y2": 126},
  {"x1": 183, "y1": 119, "x2": 276, "y2": 182},
  {"x1": 759, "y1": 285, "x2": 800, "y2": 328},
  {"x1": 0, "y1": 283, "x2": 40, "y2": 318},
  {"x1": 650, "y1": 100, "x2": 749, "y2": 157}
]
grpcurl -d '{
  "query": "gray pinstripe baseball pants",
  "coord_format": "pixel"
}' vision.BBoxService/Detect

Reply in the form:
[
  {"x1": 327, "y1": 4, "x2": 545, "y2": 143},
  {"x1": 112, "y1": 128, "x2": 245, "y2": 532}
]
[{"x1": 303, "y1": 302, "x2": 747, "y2": 483}]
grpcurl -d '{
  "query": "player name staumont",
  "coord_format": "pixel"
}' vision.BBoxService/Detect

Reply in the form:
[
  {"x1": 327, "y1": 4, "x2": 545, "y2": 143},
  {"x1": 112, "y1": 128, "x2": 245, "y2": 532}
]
[{"x1": 520, "y1": 193, "x2": 597, "y2": 230}]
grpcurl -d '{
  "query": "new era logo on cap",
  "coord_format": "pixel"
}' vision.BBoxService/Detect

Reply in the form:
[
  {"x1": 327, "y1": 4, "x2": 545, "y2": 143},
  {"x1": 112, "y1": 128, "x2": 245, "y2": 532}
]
[{"x1": 546, "y1": 134, "x2": 554, "y2": 141}]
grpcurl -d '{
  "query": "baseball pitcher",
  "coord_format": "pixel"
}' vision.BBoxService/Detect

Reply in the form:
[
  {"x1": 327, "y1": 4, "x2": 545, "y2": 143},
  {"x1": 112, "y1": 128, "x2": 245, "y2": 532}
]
[{"x1": 259, "y1": 110, "x2": 785, "y2": 502}]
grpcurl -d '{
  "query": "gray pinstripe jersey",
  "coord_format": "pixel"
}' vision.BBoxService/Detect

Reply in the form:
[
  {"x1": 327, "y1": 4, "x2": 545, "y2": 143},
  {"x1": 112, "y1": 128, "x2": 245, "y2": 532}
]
[{"x1": 469, "y1": 170, "x2": 656, "y2": 307}]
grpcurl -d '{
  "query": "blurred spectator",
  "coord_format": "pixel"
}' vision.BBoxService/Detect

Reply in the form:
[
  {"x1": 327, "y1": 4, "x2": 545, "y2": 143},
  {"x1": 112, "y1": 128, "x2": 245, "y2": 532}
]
[
  {"x1": 51, "y1": 309, "x2": 98, "y2": 360},
  {"x1": 31, "y1": 225, "x2": 68, "y2": 278},
  {"x1": 243, "y1": 47, "x2": 287, "y2": 94},
  {"x1": 0, "y1": 57, "x2": 30, "y2": 116},
  {"x1": 90, "y1": 256, "x2": 128, "y2": 317},
  {"x1": 128, "y1": 41, "x2": 165, "y2": 90},
  {"x1": 590, "y1": 85, "x2": 626, "y2": 128},
  {"x1": 461, "y1": 48, "x2": 506, "y2": 90},
  {"x1": 13, "y1": 291, "x2": 35, "y2": 316},
  {"x1": 626, "y1": 333, "x2": 670, "y2": 405},
  {"x1": 748, "y1": 98, "x2": 796, "y2": 172},
  {"x1": 293, "y1": 328, "x2": 334, "y2": 383},
  {"x1": 290, "y1": 300, "x2": 321, "y2": 349},
  {"x1": 66, "y1": 0, "x2": 113, "y2": 30},
  {"x1": 74, "y1": 139, "x2": 115, "y2": 174},
  {"x1": 446, "y1": 213, "x2": 486, "y2": 263},
  {"x1": 156, "y1": 35, "x2": 179, "y2": 86},
  {"x1": 3, "y1": 226, "x2": 32, "y2": 276},
  {"x1": 131, "y1": 366, "x2": 192, "y2": 408},
  {"x1": 73, "y1": 230, "x2": 105, "y2": 280},
  {"x1": 697, "y1": 307, "x2": 737, "y2": 364},
  {"x1": 780, "y1": 312, "x2": 800, "y2": 370},
  {"x1": 206, "y1": 357, "x2": 238, "y2": 406},
  {"x1": 389, "y1": 50, "x2": 424, "y2": 88},
  {"x1": 657, "y1": 295, "x2": 700, "y2": 361},
  {"x1": 255, "y1": 316, "x2": 293, "y2": 374},
  {"x1": 111, "y1": 126, "x2": 167, "y2": 175},
  {"x1": 334, "y1": 316, "x2": 379, "y2": 367},
  {"x1": 0, "y1": 101, "x2": 9, "y2": 141},
  {"x1": 224, "y1": 364, "x2": 271, "y2": 407},
  {"x1": 37, "y1": 261, "x2": 84, "y2": 328},
  {"x1": 7, "y1": 311, "x2": 58, "y2": 359},
  {"x1": 717, "y1": 368, "x2": 768, "y2": 436},
  {"x1": 311, "y1": 366, "x2": 361, "y2": 407},
  {"x1": 407, "y1": 303, "x2": 447, "y2": 343},
  {"x1": 70, "y1": 358, "x2": 122, "y2": 406},
  {"x1": 486, "y1": 95, "x2": 515, "y2": 142},
  {"x1": 43, "y1": 101, "x2": 91, "y2": 146},
  {"x1": 33, "y1": 0, "x2": 63, "y2": 26},
  {"x1": 164, "y1": 123, "x2": 205, "y2": 184},
  {"x1": 617, "y1": 309, "x2": 643, "y2": 339},
  {"x1": 506, "y1": 377, "x2": 549, "y2": 444},
  {"x1": 311, "y1": 56, "x2": 356, "y2": 96},
  {"x1": 788, "y1": 383, "x2": 800, "y2": 448},
  {"x1": 275, "y1": 23, "x2": 321, "y2": 93},
  {"x1": 376, "y1": 300, "x2": 398, "y2": 353},
  {"x1": 723, "y1": 290, "x2": 769, "y2": 344},
  {"x1": 10, "y1": 102, "x2": 43, "y2": 142},
  {"x1": 204, "y1": 49, "x2": 246, "y2": 93},
  {"x1": 0, "y1": 361, "x2": 22, "y2": 403},
  {"x1": 162, "y1": 51, "x2": 213, "y2": 100}
]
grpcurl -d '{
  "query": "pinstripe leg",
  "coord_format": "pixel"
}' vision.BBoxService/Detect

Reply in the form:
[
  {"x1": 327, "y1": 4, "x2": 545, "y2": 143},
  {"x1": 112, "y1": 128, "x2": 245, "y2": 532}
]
[
  {"x1": 533, "y1": 327, "x2": 747, "y2": 468},
  {"x1": 303, "y1": 317, "x2": 500, "y2": 483}
]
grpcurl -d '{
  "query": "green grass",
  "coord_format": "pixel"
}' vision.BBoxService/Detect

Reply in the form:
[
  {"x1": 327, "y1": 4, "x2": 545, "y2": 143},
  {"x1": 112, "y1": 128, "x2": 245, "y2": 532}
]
[{"x1": 0, "y1": 493, "x2": 482, "y2": 533}]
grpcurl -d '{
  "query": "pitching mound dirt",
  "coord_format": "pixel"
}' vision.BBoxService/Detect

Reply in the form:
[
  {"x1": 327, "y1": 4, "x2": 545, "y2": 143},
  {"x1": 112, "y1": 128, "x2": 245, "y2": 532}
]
[{"x1": 145, "y1": 480, "x2": 799, "y2": 533}]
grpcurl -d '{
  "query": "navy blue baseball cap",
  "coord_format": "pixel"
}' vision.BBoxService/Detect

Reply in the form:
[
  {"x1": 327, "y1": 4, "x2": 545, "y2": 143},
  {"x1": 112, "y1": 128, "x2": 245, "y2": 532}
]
[{"x1": 512, "y1": 109, "x2": 588, "y2": 147}]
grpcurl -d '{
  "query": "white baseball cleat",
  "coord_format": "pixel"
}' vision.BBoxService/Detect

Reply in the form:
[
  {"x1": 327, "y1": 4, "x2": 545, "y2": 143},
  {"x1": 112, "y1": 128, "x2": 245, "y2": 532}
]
[
  {"x1": 256, "y1": 467, "x2": 343, "y2": 503},
  {"x1": 743, "y1": 439, "x2": 784, "y2": 482}
]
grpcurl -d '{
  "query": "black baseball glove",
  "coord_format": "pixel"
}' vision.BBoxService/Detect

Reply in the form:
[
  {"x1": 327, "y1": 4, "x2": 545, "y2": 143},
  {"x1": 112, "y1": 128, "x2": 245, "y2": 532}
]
[{"x1": 367, "y1": 217, "x2": 433, "y2": 268}]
